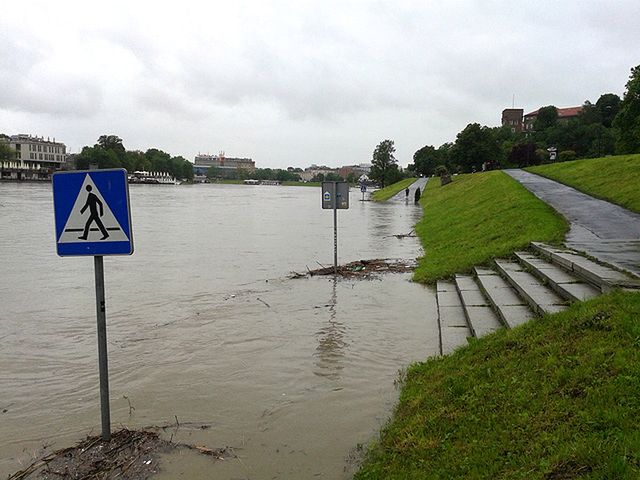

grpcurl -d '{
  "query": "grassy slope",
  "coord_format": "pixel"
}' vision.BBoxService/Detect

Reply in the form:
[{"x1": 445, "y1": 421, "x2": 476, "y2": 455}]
[
  {"x1": 413, "y1": 172, "x2": 567, "y2": 284},
  {"x1": 371, "y1": 178, "x2": 418, "y2": 202},
  {"x1": 526, "y1": 154, "x2": 640, "y2": 213},
  {"x1": 355, "y1": 291, "x2": 640, "y2": 480}
]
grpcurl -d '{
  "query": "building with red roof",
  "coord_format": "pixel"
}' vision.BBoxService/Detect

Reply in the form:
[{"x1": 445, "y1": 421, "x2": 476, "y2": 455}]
[{"x1": 523, "y1": 106, "x2": 583, "y2": 132}]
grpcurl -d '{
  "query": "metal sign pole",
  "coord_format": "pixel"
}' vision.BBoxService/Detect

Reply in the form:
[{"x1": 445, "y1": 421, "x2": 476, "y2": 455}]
[
  {"x1": 333, "y1": 182, "x2": 338, "y2": 275},
  {"x1": 94, "y1": 255, "x2": 111, "y2": 441}
]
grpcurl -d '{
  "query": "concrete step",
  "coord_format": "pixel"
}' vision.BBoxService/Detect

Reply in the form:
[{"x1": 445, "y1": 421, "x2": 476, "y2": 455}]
[
  {"x1": 474, "y1": 267, "x2": 535, "y2": 329},
  {"x1": 436, "y1": 280, "x2": 471, "y2": 355},
  {"x1": 494, "y1": 260, "x2": 569, "y2": 316},
  {"x1": 454, "y1": 274, "x2": 503, "y2": 338},
  {"x1": 531, "y1": 242, "x2": 640, "y2": 292},
  {"x1": 514, "y1": 251, "x2": 600, "y2": 302}
]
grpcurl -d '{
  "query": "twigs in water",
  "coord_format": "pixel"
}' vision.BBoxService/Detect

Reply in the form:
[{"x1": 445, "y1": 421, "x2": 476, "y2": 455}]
[{"x1": 289, "y1": 258, "x2": 416, "y2": 280}]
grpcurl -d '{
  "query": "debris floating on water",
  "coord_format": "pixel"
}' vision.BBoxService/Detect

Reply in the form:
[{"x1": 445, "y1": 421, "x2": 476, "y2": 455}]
[
  {"x1": 290, "y1": 258, "x2": 416, "y2": 280},
  {"x1": 8, "y1": 428, "x2": 235, "y2": 480}
]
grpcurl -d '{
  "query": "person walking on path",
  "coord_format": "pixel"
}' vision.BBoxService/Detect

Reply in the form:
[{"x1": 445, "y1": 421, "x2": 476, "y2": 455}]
[
  {"x1": 78, "y1": 185, "x2": 109, "y2": 240},
  {"x1": 414, "y1": 187, "x2": 421, "y2": 203}
]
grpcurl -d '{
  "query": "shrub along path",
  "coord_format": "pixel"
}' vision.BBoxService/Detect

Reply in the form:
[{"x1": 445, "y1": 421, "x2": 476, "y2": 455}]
[{"x1": 505, "y1": 169, "x2": 640, "y2": 277}]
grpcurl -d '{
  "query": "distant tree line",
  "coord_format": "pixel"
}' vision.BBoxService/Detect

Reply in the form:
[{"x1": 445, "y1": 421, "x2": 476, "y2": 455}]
[
  {"x1": 75, "y1": 135, "x2": 194, "y2": 180},
  {"x1": 206, "y1": 166, "x2": 303, "y2": 182},
  {"x1": 408, "y1": 64, "x2": 640, "y2": 176},
  {"x1": 207, "y1": 165, "x2": 364, "y2": 183}
]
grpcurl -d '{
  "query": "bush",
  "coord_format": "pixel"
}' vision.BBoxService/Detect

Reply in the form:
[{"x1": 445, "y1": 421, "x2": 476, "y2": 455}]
[
  {"x1": 435, "y1": 165, "x2": 449, "y2": 177},
  {"x1": 558, "y1": 150, "x2": 577, "y2": 162}
]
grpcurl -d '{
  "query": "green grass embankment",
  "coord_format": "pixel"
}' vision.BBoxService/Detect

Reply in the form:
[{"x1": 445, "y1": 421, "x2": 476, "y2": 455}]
[
  {"x1": 371, "y1": 178, "x2": 418, "y2": 202},
  {"x1": 355, "y1": 290, "x2": 640, "y2": 479},
  {"x1": 413, "y1": 171, "x2": 567, "y2": 284},
  {"x1": 526, "y1": 154, "x2": 640, "y2": 213}
]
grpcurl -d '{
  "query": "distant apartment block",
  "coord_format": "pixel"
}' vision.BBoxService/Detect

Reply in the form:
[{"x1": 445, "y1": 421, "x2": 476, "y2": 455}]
[
  {"x1": 300, "y1": 164, "x2": 339, "y2": 182},
  {"x1": 1, "y1": 134, "x2": 67, "y2": 180},
  {"x1": 501, "y1": 108, "x2": 524, "y2": 132}
]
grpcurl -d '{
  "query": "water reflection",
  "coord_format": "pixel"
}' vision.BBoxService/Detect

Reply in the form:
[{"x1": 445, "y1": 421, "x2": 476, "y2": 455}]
[{"x1": 313, "y1": 277, "x2": 348, "y2": 380}]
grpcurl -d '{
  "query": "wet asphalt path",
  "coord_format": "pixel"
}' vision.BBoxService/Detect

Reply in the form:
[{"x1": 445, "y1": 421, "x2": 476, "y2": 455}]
[
  {"x1": 505, "y1": 169, "x2": 640, "y2": 276},
  {"x1": 390, "y1": 177, "x2": 429, "y2": 202}
]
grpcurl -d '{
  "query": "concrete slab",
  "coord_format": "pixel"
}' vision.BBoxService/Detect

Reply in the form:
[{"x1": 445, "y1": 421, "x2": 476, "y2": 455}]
[
  {"x1": 496, "y1": 305, "x2": 536, "y2": 328},
  {"x1": 437, "y1": 280, "x2": 471, "y2": 355},
  {"x1": 495, "y1": 259, "x2": 568, "y2": 316},
  {"x1": 455, "y1": 274, "x2": 479, "y2": 291},
  {"x1": 454, "y1": 273, "x2": 504, "y2": 337},
  {"x1": 438, "y1": 290, "x2": 464, "y2": 307},
  {"x1": 532, "y1": 242, "x2": 640, "y2": 291},
  {"x1": 474, "y1": 267, "x2": 495, "y2": 276},
  {"x1": 515, "y1": 251, "x2": 600, "y2": 302},
  {"x1": 560, "y1": 282, "x2": 600, "y2": 301},
  {"x1": 441, "y1": 326, "x2": 470, "y2": 355},
  {"x1": 516, "y1": 252, "x2": 583, "y2": 284},
  {"x1": 439, "y1": 305, "x2": 468, "y2": 327},
  {"x1": 464, "y1": 306, "x2": 503, "y2": 337},
  {"x1": 459, "y1": 288, "x2": 489, "y2": 306},
  {"x1": 475, "y1": 272, "x2": 524, "y2": 305},
  {"x1": 474, "y1": 269, "x2": 535, "y2": 328}
]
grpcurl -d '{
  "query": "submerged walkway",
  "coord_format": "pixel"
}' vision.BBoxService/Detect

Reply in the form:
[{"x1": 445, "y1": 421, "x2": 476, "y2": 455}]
[{"x1": 505, "y1": 169, "x2": 640, "y2": 277}]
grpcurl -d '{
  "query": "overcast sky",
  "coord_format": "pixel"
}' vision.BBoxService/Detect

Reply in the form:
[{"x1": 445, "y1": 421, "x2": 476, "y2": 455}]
[{"x1": 1, "y1": 1, "x2": 638, "y2": 169}]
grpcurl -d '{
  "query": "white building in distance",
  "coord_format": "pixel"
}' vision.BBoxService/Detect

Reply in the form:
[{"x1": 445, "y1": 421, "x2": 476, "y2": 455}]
[{"x1": 1, "y1": 134, "x2": 68, "y2": 180}]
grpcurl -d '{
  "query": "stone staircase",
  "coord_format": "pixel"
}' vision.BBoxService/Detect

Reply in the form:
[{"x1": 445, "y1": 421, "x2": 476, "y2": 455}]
[{"x1": 437, "y1": 242, "x2": 640, "y2": 355}]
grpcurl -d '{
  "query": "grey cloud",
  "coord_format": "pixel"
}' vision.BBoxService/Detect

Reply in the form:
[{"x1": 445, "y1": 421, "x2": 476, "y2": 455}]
[{"x1": 0, "y1": 25, "x2": 102, "y2": 117}]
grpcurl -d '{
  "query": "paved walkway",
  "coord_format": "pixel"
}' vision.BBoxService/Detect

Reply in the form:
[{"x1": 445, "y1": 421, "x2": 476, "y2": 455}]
[
  {"x1": 389, "y1": 177, "x2": 429, "y2": 202},
  {"x1": 505, "y1": 169, "x2": 640, "y2": 276}
]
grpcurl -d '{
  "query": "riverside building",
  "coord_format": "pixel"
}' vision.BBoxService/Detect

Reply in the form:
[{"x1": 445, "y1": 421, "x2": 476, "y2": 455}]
[
  {"x1": 194, "y1": 152, "x2": 255, "y2": 175},
  {"x1": 1, "y1": 134, "x2": 68, "y2": 180}
]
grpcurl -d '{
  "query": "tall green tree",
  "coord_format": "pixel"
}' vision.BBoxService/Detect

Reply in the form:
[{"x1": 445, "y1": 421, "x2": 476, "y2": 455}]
[
  {"x1": 613, "y1": 65, "x2": 640, "y2": 153},
  {"x1": 370, "y1": 139, "x2": 399, "y2": 187},
  {"x1": 97, "y1": 135, "x2": 126, "y2": 158},
  {"x1": 0, "y1": 138, "x2": 16, "y2": 160},
  {"x1": 412, "y1": 145, "x2": 440, "y2": 176},
  {"x1": 534, "y1": 106, "x2": 559, "y2": 131},
  {"x1": 596, "y1": 93, "x2": 621, "y2": 128},
  {"x1": 450, "y1": 124, "x2": 498, "y2": 172}
]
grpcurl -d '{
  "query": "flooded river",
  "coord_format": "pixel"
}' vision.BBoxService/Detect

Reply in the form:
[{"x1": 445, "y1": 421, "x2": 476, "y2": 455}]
[{"x1": 0, "y1": 182, "x2": 438, "y2": 479}]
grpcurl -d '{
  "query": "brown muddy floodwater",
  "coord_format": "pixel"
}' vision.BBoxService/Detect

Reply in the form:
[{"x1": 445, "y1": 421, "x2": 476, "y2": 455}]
[{"x1": 0, "y1": 182, "x2": 439, "y2": 479}]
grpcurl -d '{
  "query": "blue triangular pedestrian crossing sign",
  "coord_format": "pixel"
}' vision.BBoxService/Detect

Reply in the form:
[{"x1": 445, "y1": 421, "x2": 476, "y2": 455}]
[{"x1": 53, "y1": 169, "x2": 134, "y2": 256}]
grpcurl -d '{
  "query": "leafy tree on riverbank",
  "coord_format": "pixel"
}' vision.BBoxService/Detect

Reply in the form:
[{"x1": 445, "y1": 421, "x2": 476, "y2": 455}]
[
  {"x1": 370, "y1": 139, "x2": 401, "y2": 187},
  {"x1": 614, "y1": 65, "x2": 640, "y2": 153}
]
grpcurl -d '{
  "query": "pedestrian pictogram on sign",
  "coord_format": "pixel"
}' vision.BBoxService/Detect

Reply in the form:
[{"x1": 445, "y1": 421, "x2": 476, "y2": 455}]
[{"x1": 53, "y1": 169, "x2": 134, "y2": 256}]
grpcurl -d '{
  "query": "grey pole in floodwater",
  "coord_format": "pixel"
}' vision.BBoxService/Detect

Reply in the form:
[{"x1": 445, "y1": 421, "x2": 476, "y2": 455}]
[
  {"x1": 94, "y1": 255, "x2": 111, "y2": 441},
  {"x1": 333, "y1": 182, "x2": 338, "y2": 275}
]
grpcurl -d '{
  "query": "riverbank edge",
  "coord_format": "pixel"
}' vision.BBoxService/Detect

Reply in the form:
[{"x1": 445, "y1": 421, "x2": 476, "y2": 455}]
[{"x1": 354, "y1": 169, "x2": 640, "y2": 479}]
